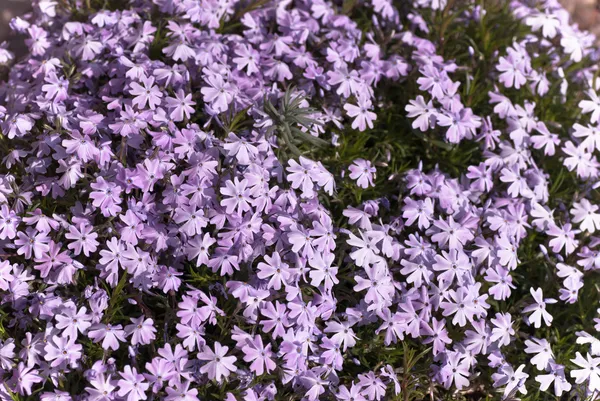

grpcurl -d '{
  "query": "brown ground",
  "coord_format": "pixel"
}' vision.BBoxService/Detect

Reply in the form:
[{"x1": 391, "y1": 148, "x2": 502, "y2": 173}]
[{"x1": 561, "y1": 0, "x2": 600, "y2": 36}]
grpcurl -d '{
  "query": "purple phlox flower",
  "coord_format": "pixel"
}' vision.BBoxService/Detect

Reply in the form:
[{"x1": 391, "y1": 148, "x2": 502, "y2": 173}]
[
  {"x1": 55, "y1": 305, "x2": 92, "y2": 338},
  {"x1": 165, "y1": 89, "x2": 196, "y2": 122},
  {"x1": 402, "y1": 197, "x2": 434, "y2": 230},
  {"x1": 176, "y1": 320, "x2": 205, "y2": 352},
  {"x1": 344, "y1": 96, "x2": 377, "y2": 132},
  {"x1": 496, "y1": 44, "x2": 529, "y2": 89},
  {"x1": 11, "y1": 362, "x2": 42, "y2": 396},
  {"x1": 524, "y1": 337, "x2": 554, "y2": 370},
  {"x1": 62, "y1": 130, "x2": 99, "y2": 163},
  {"x1": 65, "y1": 222, "x2": 99, "y2": 257},
  {"x1": 547, "y1": 222, "x2": 579, "y2": 256},
  {"x1": 440, "y1": 351, "x2": 470, "y2": 390},
  {"x1": 220, "y1": 177, "x2": 253, "y2": 215},
  {"x1": 0, "y1": 204, "x2": 20, "y2": 240},
  {"x1": 579, "y1": 89, "x2": 600, "y2": 124},
  {"x1": 88, "y1": 323, "x2": 126, "y2": 351},
  {"x1": 375, "y1": 309, "x2": 405, "y2": 345},
  {"x1": 201, "y1": 74, "x2": 235, "y2": 113},
  {"x1": 98, "y1": 237, "x2": 126, "y2": 287},
  {"x1": 185, "y1": 233, "x2": 216, "y2": 267},
  {"x1": 125, "y1": 317, "x2": 156, "y2": 346},
  {"x1": 0, "y1": 260, "x2": 14, "y2": 291},
  {"x1": 260, "y1": 301, "x2": 289, "y2": 339},
  {"x1": 129, "y1": 74, "x2": 162, "y2": 110},
  {"x1": 571, "y1": 198, "x2": 600, "y2": 233},
  {"x1": 490, "y1": 313, "x2": 515, "y2": 347},
  {"x1": 492, "y1": 363, "x2": 528, "y2": 398},
  {"x1": 433, "y1": 249, "x2": 471, "y2": 284},
  {"x1": 570, "y1": 352, "x2": 600, "y2": 392},
  {"x1": 573, "y1": 123, "x2": 600, "y2": 153},
  {"x1": 301, "y1": 371, "x2": 327, "y2": 401},
  {"x1": 90, "y1": 177, "x2": 123, "y2": 218},
  {"x1": 563, "y1": 141, "x2": 599, "y2": 179},
  {"x1": 354, "y1": 272, "x2": 393, "y2": 314},
  {"x1": 417, "y1": 64, "x2": 449, "y2": 100},
  {"x1": 308, "y1": 252, "x2": 339, "y2": 290},
  {"x1": 336, "y1": 383, "x2": 367, "y2": 401},
  {"x1": 223, "y1": 132, "x2": 258, "y2": 165},
  {"x1": 328, "y1": 66, "x2": 361, "y2": 98},
  {"x1": 464, "y1": 320, "x2": 491, "y2": 355},
  {"x1": 522, "y1": 288, "x2": 556, "y2": 328},
  {"x1": 324, "y1": 320, "x2": 357, "y2": 351},
  {"x1": 42, "y1": 72, "x2": 69, "y2": 102},
  {"x1": 400, "y1": 256, "x2": 432, "y2": 288},
  {"x1": 357, "y1": 371, "x2": 387, "y2": 400},
  {"x1": 44, "y1": 334, "x2": 82, "y2": 368},
  {"x1": 484, "y1": 266, "x2": 515, "y2": 301},
  {"x1": 165, "y1": 381, "x2": 199, "y2": 401},
  {"x1": 117, "y1": 366, "x2": 149, "y2": 401},
  {"x1": 347, "y1": 230, "x2": 381, "y2": 267},
  {"x1": 576, "y1": 331, "x2": 600, "y2": 356},
  {"x1": 440, "y1": 287, "x2": 477, "y2": 327},
  {"x1": 348, "y1": 159, "x2": 376, "y2": 189},
  {"x1": 530, "y1": 122, "x2": 560, "y2": 156},
  {"x1": 286, "y1": 156, "x2": 320, "y2": 198},
  {"x1": 535, "y1": 362, "x2": 572, "y2": 397},
  {"x1": 233, "y1": 44, "x2": 260, "y2": 75},
  {"x1": 257, "y1": 251, "x2": 291, "y2": 291},
  {"x1": 242, "y1": 335, "x2": 276, "y2": 376},
  {"x1": 197, "y1": 341, "x2": 237, "y2": 382},
  {"x1": 157, "y1": 266, "x2": 183, "y2": 293},
  {"x1": 15, "y1": 228, "x2": 50, "y2": 259},
  {"x1": 144, "y1": 358, "x2": 176, "y2": 393},
  {"x1": 420, "y1": 318, "x2": 451, "y2": 355},
  {"x1": 428, "y1": 215, "x2": 474, "y2": 250},
  {"x1": 85, "y1": 373, "x2": 117, "y2": 401},
  {"x1": 405, "y1": 95, "x2": 436, "y2": 132},
  {"x1": 174, "y1": 203, "x2": 208, "y2": 236},
  {"x1": 40, "y1": 390, "x2": 72, "y2": 401},
  {"x1": 526, "y1": 10, "x2": 560, "y2": 38}
]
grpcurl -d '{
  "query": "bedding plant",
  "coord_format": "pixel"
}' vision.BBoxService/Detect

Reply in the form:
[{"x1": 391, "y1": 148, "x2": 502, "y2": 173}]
[{"x1": 1, "y1": 0, "x2": 600, "y2": 400}]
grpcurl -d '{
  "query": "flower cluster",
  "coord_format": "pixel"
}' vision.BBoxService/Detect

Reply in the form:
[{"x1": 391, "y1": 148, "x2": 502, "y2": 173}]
[{"x1": 1, "y1": 0, "x2": 600, "y2": 400}]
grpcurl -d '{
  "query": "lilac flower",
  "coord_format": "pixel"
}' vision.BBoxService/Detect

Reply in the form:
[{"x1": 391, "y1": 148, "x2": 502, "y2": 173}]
[
  {"x1": 490, "y1": 313, "x2": 515, "y2": 347},
  {"x1": 197, "y1": 342, "x2": 237, "y2": 382},
  {"x1": 344, "y1": 96, "x2": 377, "y2": 131},
  {"x1": 570, "y1": 352, "x2": 600, "y2": 392},
  {"x1": 524, "y1": 337, "x2": 554, "y2": 370},
  {"x1": 15, "y1": 228, "x2": 50, "y2": 259},
  {"x1": 535, "y1": 362, "x2": 572, "y2": 396},
  {"x1": 55, "y1": 306, "x2": 92, "y2": 338},
  {"x1": 201, "y1": 74, "x2": 235, "y2": 113},
  {"x1": 441, "y1": 352, "x2": 470, "y2": 389},
  {"x1": 522, "y1": 288, "x2": 556, "y2": 328},
  {"x1": 86, "y1": 374, "x2": 117, "y2": 401},
  {"x1": 11, "y1": 362, "x2": 42, "y2": 396},
  {"x1": 117, "y1": 366, "x2": 149, "y2": 401},
  {"x1": 88, "y1": 324, "x2": 126, "y2": 351},
  {"x1": 65, "y1": 223, "x2": 99, "y2": 257},
  {"x1": 405, "y1": 95, "x2": 435, "y2": 131},
  {"x1": 348, "y1": 159, "x2": 376, "y2": 188},
  {"x1": 257, "y1": 252, "x2": 290, "y2": 291},
  {"x1": 165, "y1": 89, "x2": 196, "y2": 121},
  {"x1": 125, "y1": 317, "x2": 156, "y2": 346},
  {"x1": 242, "y1": 335, "x2": 276, "y2": 376},
  {"x1": 44, "y1": 335, "x2": 82, "y2": 368},
  {"x1": 130, "y1": 75, "x2": 162, "y2": 110},
  {"x1": 492, "y1": 364, "x2": 528, "y2": 398}
]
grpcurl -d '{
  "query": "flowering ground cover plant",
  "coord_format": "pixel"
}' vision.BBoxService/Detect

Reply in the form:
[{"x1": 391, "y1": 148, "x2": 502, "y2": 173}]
[{"x1": 3, "y1": 0, "x2": 600, "y2": 399}]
